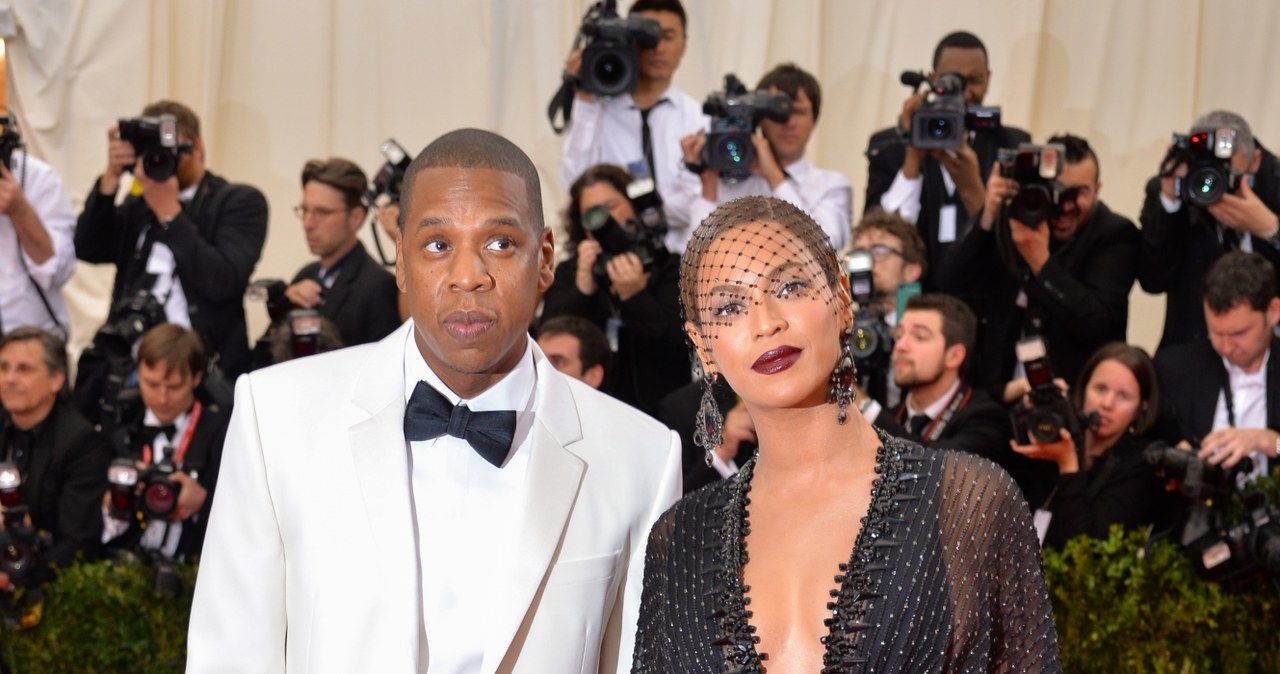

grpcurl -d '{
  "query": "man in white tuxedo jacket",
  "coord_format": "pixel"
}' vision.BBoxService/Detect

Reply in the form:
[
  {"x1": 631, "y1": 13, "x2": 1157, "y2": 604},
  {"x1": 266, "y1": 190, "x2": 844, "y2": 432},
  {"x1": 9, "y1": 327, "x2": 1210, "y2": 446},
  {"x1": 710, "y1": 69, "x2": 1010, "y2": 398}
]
[{"x1": 187, "y1": 128, "x2": 682, "y2": 673}]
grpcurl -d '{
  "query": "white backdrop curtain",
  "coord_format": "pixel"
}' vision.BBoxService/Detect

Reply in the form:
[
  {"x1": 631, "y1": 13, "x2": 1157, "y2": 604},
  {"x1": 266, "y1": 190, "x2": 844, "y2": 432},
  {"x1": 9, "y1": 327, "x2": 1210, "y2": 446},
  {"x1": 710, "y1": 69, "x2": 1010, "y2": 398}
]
[{"x1": 4, "y1": 0, "x2": 1279, "y2": 359}]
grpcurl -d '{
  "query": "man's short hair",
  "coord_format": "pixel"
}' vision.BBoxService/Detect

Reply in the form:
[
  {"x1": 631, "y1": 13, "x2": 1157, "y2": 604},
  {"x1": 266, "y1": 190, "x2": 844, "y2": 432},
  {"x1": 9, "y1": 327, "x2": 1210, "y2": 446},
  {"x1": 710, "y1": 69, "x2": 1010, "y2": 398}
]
[
  {"x1": 0, "y1": 326, "x2": 67, "y2": 377},
  {"x1": 137, "y1": 323, "x2": 207, "y2": 379},
  {"x1": 757, "y1": 63, "x2": 822, "y2": 122},
  {"x1": 1047, "y1": 133, "x2": 1101, "y2": 182},
  {"x1": 302, "y1": 158, "x2": 369, "y2": 211},
  {"x1": 853, "y1": 209, "x2": 928, "y2": 272},
  {"x1": 932, "y1": 31, "x2": 988, "y2": 70},
  {"x1": 398, "y1": 128, "x2": 543, "y2": 232},
  {"x1": 629, "y1": 0, "x2": 686, "y2": 30},
  {"x1": 1195, "y1": 110, "x2": 1256, "y2": 162},
  {"x1": 566, "y1": 164, "x2": 634, "y2": 246},
  {"x1": 536, "y1": 315, "x2": 611, "y2": 373},
  {"x1": 904, "y1": 293, "x2": 977, "y2": 356},
  {"x1": 1203, "y1": 250, "x2": 1278, "y2": 314},
  {"x1": 142, "y1": 100, "x2": 201, "y2": 141}
]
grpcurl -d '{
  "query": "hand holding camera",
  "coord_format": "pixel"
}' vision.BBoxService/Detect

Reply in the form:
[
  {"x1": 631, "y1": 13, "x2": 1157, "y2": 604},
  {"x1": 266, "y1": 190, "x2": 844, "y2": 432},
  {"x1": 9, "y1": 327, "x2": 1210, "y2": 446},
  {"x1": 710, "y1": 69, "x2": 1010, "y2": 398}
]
[
  {"x1": 1207, "y1": 175, "x2": 1280, "y2": 239},
  {"x1": 0, "y1": 162, "x2": 30, "y2": 219},
  {"x1": 574, "y1": 238, "x2": 603, "y2": 295},
  {"x1": 285, "y1": 279, "x2": 325, "y2": 310},
  {"x1": 1197, "y1": 426, "x2": 1279, "y2": 470}
]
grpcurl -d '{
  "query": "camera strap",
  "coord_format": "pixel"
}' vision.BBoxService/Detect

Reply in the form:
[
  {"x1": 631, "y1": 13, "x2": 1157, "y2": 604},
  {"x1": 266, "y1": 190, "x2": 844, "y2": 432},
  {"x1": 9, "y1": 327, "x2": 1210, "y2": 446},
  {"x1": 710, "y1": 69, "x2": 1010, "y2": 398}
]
[
  {"x1": 13, "y1": 240, "x2": 66, "y2": 340},
  {"x1": 896, "y1": 384, "x2": 971, "y2": 442},
  {"x1": 141, "y1": 401, "x2": 202, "y2": 469},
  {"x1": 547, "y1": 73, "x2": 580, "y2": 134}
]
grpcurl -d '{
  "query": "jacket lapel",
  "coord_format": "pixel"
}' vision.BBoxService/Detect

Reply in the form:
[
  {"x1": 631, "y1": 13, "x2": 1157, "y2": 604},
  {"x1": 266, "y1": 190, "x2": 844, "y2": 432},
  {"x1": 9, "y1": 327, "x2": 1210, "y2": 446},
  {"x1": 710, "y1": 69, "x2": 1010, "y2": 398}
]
[{"x1": 481, "y1": 350, "x2": 586, "y2": 674}]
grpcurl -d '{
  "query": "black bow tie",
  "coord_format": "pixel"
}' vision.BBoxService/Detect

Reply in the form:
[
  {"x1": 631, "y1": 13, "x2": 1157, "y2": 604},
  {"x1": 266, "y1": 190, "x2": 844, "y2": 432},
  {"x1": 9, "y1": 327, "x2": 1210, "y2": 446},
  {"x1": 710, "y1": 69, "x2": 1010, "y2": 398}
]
[
  {"x1": 403, "y1": 381, "x2": 516, "y2": 468},
  {"x1": 143, "y1": 424, "x2": 177, "y2": 444}
]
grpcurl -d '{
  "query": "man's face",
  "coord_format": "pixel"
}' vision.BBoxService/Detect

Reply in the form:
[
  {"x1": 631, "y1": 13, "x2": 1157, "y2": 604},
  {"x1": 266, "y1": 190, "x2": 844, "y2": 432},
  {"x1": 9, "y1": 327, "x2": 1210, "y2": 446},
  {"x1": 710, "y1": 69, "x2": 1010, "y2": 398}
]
[
  {"x1": 760, "y1": 88, "x2": 815, "y2": 166},
  {"x1": 891, "y1": 309, "x2": 952, "y2": 389},
  {"x1": 0, "y1": 341, "x2": 63, "y2": 424},
  {"x1": 138, "y1": 361, "x2": 199, "y2": 425},
  {"x1": 299, "y1": 181, "x2": 360, "y2": 261},
  {"x1": 1205, "y1": 299, "x2": 1280, "y2": 371},
  {"x1": 852, "y1": 228, "x2": 919, "y2": 302},
  {"x1": 396, "y1": 167, "x2": 554, "y2": 397},
  {"x1": 933, "y1": 47, "x2": 990, "y2": 106},
  {"x1": 636, "y1": 10, "x2": 686, "y2": 84},
  {"x1": 1050, "y1": 158, "x2": 1100, "y2": 241},
  {"x1": 537, "y1": 332, "x2": 603, "y2": 388}
]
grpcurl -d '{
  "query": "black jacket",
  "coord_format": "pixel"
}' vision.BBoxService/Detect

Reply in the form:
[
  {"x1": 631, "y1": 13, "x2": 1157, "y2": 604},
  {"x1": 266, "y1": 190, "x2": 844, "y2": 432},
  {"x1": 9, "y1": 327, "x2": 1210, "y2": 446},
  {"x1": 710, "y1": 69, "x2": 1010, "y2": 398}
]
[
  {"x1": 0, "y1": 401, "x2": 112, "y2": 579},
  {"x1": 938, "y1": 201, "x2": 1139, "y2": 400},
  {"x1": 290, "y1": 242, "x2": 400, "y2": 348},
  {"x1": 75, "y1": 170, "x2": 269, "y2": 378},
  {"x1": 655, "y1": 377, "x2": 752, "y2": 495},
  {"x1": 865, "y1": 124, "x2": 1030, "y2": 290},
  {"x1": 1155, "y1": 336, "x2": 1280, "y2": 444},
  {"x1": 1138, "y1": 144, "x2": 1280, "y2": 353},
  {"x1": 540, "y1": 250, "x2": 689, "y2": 415}
]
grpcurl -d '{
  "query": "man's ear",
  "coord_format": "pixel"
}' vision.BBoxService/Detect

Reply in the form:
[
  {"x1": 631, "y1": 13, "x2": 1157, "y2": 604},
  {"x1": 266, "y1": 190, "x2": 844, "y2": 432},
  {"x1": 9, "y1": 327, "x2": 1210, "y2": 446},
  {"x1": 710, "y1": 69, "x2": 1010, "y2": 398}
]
[
  {"x1": 583, "y1": 364, "x2": 605, "y2": 390},
  {"x1": 943, "y1": 343, "x2": 966, "y2": 372},
  {"x1": 904, "y1": 262, "x2": 923, "y2": 284},
  {"x1": 537, "y1": 227, "x2": 556, "y2": 294}
]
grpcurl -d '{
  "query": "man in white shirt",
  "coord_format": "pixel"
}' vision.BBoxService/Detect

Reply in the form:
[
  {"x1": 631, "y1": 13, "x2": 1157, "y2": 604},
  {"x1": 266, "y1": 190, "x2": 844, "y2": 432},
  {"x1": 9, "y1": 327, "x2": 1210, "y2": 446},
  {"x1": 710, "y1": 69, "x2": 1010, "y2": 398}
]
[
  {"x1": 680, "y1": 63, "x2": 853, "y2": 250},
  {"x1": 561, "y1": 0, "x2": 705, "y2": 251},
  {"x1": 0, "y1": 142, "x2": 76, "y2": 338},
  {"x1": 187, "y1": 128, "x2": 681, "y2": 673},
  {"x1": 1156, "y1": 251, "x2": 1280, "y2": 484}
]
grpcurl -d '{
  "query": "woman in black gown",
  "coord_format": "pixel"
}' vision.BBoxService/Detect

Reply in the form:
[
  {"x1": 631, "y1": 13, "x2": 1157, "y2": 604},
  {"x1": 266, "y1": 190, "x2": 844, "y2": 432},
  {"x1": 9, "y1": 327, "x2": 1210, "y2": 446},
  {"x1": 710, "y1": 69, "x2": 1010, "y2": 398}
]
[{"x1": 632, "y1": 195, "x2": 1060, "y2": 673}]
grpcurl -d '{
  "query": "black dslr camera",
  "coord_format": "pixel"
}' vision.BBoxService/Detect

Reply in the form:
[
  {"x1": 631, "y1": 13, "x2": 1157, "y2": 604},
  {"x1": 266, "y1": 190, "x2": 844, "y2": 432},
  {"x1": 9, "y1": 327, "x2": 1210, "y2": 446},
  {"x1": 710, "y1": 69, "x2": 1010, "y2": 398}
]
[
  {"x1": 700, "y1": 74, "x2": 793, "y2": 182},
  {"x1": 997, "y1": 143, "x2": 1066, "y2": 227},
  {"x1": 574, "y1": 0, "x2": 662, "y2": 97},
  {"x1": 364, "y1": 138, "x2": 411, "y2": 206},
  {"x1": 1010, "y1": 336, "x2": 1080, "y2": 444},
  {"x1": 246, "y1": 279, "x2": 292, "y2": 323},
  {"x1": 0, "y1": 115, "x2": 24, "y2": 171},
  {"x1": 0, "y1": 463, "x2": 45, "y2": 588},
  {"x1": 1162, "y1": 126, "x2": 1239, "y2": 207},
  {"x1": 842, "y1": 247, "x2": 893, "y2": 403},
  {"x1": 117, "y1": 114, "x2": 191, "y2": 182},
  {"x1": 900, "y1": 71, "x2": 1001, "y2": 150},
  {"x1": 107, "y1": 457, "x2": 183, "y2": 522},
  {"x1": 582, "y1": 204, "x2": 665, "y2": 285}
]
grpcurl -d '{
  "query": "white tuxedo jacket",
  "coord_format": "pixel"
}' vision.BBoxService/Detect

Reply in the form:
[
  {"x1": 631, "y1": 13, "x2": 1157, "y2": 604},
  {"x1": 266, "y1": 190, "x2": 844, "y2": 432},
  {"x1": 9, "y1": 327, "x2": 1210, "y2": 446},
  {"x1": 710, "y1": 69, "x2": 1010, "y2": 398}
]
[{"x1": 186, "y1": 322, "x2": 682, "y2": 673}]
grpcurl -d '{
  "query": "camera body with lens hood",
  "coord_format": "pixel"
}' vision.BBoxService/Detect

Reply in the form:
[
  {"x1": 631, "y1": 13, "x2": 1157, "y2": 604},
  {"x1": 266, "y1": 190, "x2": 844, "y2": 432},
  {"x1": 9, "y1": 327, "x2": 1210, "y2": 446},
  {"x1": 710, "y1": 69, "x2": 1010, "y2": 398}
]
[
  {"x1": 900, "y1": 70, "x2": 1002, "y2": 150},
  {"x1": 699, "y1": 74, "x2": 793, "y2": 183},
  {"x1": 998, "y1": 143, "x2": 1067, "y2": 228},
  {"x1": 841, "y1": 247, "x2": 894, "y2": 403},
  {"x1": 107, "y1": 457, "x2": 184, "y2": 522},
  {"x1": 576, "y1": 1, "x2": 661, "y2": 98},
  {"x1": 1163, "y1": 127, "x2": 1240, "y2": 207},
  {"x1": 582, "y1": 204, "x2": 665, "y2": 286},
  {"x1": 117, "y1": 114, "x2": 191, "y2": 182},
  {"x1": 1009, "y1": 336, "x2": 1083, "y2": 445}
]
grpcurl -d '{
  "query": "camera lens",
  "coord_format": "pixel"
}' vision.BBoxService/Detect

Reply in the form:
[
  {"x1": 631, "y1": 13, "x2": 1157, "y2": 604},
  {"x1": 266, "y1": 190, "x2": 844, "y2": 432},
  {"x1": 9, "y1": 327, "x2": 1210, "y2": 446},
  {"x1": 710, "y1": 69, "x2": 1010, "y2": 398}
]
[
  {"x1": 928, "y1": 118, "x2": 951, "y2": 140},
  {"x1": 851, "y1": 325, "x2": 878, "y2": 358},
  {"x1": 142, "y1": 150, "x2": 178, "y2": 182},
  {"x1": 1187, "y1": 167, "x2": 1226, "y2": 206},
  {"x1": 143, "y1": 481, "x2": 178, "y2": 518}
]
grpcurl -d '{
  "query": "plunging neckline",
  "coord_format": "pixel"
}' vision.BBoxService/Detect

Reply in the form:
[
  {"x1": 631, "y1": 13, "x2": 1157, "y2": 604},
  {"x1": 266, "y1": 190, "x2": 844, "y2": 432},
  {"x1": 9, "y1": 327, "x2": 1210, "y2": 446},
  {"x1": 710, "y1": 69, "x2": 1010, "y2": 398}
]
[{"x1": 713, "y1": 431, "x2": 912, "y2": 673}]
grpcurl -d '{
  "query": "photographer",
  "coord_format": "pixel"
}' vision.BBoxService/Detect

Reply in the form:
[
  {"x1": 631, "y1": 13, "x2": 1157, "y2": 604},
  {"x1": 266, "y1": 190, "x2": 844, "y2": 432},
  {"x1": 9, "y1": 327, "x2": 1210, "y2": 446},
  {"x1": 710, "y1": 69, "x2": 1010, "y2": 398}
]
[
  {"x1": 681, "y1": 63, "x2": 853, "y2": 250},
  {"x1": 535, "y1": 315, "x2": 610, "y2": 390},
  {"x1": 1140, "y1": 110, "x2": 1280, "y2": 352},
  {"x1": 560, "y1": 0, "x2": 704, "y2": 252},
  {"x1": 0, "y1": 137, "x2": 77, "y2": 338},
  {"x1": 280, "y1": 158, "x2": 399, "y2": 347},
  {"x1": 0, "y1": 328, "x2": 111, "y2": 589},
  {"x1": 74, "y1": 100, "x2": 268, "y2": 380},
  {"x1": 539, "y1": 164, "x2": 686, "y2": 415},
  {"x1": 939, "y1": 134, "x2": 1139, "y2": 405},
  {"x1": 102, "y1": 324, "x2": 227, "y2": 561},
  {"x1": 1156, "y1": 251, "x2": 1280, "y2": 484},
  {"x1": 1012, "y1": 342, "x2": 1174, "y2": 548},
  {"x1": 865, "y1": 31, "x2": 1030, "y2": 290}
]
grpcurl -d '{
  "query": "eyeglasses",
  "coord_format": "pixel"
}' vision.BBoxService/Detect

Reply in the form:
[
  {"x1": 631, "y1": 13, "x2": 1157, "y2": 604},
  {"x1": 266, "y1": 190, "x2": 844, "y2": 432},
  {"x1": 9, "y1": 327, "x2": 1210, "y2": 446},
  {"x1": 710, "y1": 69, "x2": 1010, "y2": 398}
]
[
  {"x1": 851, "y1": 244, "x2": 904, "y2": 261},
  {"x1": 293, "y1": 205, "x2": 349, "y2": 220}
]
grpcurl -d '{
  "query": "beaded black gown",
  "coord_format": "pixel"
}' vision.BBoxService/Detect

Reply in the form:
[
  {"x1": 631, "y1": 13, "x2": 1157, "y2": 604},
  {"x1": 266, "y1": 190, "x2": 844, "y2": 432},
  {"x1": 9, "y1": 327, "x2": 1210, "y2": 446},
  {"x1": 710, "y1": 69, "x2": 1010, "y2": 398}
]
[{"x1": 632, "y1": 432, "x2": 1062, "y2": 673}]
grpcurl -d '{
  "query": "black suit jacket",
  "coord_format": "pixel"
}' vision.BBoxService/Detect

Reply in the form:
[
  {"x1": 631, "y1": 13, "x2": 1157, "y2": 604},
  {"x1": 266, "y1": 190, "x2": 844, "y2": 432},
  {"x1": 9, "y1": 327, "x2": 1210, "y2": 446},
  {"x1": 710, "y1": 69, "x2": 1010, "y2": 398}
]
[
  {"x1": 0, "y1": 401, "x2": 112, "y2": 578},
  {"x1": 291, "y1": 242, "x2": 400, "y2": 348},
  {"x1": 1155, "y1": 336, "x2": 1280, "y2": 444},
  {"x1": 937, "y1": 201, "x2": 1139, "y2": 400},
  {"x1": 1138, "y1": 144, "x2": 1280, "y2": 353},
  {"x1": 865, "y1": 124, "x2": 1030, "y2": 290},
  {"x1": 107, "y1": 397, "x2": 230, "y2": 560},
  {"x1": 75, "y1": 170, "x2": 269, "y2": 378}
]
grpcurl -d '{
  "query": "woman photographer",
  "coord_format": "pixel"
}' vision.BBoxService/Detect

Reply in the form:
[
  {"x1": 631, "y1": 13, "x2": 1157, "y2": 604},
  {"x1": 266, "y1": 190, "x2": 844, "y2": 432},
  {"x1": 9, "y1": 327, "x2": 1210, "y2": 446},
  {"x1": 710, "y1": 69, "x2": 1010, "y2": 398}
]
[
  {"x1": 1012, "y1": 341, "x2": 1174, "y2": 548},
  {"x1": 540, "y1": 164, "x2": 687, "y2": 414}
]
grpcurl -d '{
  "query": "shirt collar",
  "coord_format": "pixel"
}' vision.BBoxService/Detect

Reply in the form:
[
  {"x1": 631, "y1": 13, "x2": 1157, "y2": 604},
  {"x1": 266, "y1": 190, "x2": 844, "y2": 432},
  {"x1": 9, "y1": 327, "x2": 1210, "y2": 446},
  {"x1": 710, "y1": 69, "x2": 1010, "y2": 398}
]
[
  {"x1": 144, "y1": 407, "x2": 192, "y2": 435},
  {"x1": 626, "y1": 84, "x2": 675, "y2": 111},
  {"x1": 402, "y1": 325, "x2": 537, "y2": 414},
  {"x1": 782, "y1": 157, "x2": 811, "y2": 181},
  {"x1": 178, "y1": 183, "x2": 198, "y2": 203},
  {"x1": 906, "y1": 377, "x2": 962, "y2": 420},
  {"x1": 1223, "y1": 348, "x2": 1271, "y2": 384}
]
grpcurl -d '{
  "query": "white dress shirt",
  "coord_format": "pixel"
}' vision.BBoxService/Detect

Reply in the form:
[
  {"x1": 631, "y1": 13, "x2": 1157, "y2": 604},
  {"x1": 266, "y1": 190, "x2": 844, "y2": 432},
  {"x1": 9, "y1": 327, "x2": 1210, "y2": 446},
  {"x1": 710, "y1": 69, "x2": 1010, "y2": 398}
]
[
  {"x1": 137, "y1": 183, "x2": 197, "y2": 328},
  {"x1": 688, "y1": 157, "x2": 854, "y2": 251},
  {"x1": 0, "y1": 151, "x2": 76, "y2": 336},
  {"x1": 403, "y1": 332, "x2": 538, "y2": 673},
  {"x1": 1213, "y1": 350, "x2": 1270, "y2": 481},
  {"x1": 561, "y1": 85, "x2": 707, "y2": 252},
  {"x1": 102, "y1": 407, "x2": 193, "y2": 557}
]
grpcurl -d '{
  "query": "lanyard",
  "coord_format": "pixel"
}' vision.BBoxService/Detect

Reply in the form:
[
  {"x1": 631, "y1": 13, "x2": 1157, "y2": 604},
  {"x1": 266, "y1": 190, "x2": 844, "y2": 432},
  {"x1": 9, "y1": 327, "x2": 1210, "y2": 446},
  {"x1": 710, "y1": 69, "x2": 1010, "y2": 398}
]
[
  {"x1": 896, "y1": 385, "x2": 972, "y2": 442},
  {"x1": 142, "y1": 401, "x2": 202, "y2": 467}
]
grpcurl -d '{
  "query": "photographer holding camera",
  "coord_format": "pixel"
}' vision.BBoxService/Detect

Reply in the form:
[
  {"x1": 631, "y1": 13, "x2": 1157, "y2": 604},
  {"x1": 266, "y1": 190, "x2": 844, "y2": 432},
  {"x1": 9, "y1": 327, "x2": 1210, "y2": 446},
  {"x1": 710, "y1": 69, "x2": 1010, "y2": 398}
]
[
  {"x1": 1140, "y1": 110, "x2": 1280, "y2": 352},
  {"x1": 559, "y1": 0, "x2": 704, "y2": 252},
  {"x1": 1011, "y1": 342, "x2": 1174, "y2": 548},
  {"x1": 865, "y1": 31, "x2": 1030, "y2": 290},
  {"x1": 0, "y1": 328, "x2": 111, "y2": 590},
  {"x1": 102, "y1": 324, "x2": 227, "y2": 561},
  {"x1": 1156, "y1": 251, "x2": 1280, "y2": 485},
  {"x1": 540, "y1": 163, "x2": 685, "y2": 415},
  {"x1": 0, "y1": 117, "x2": 76, "y2": 339},
  {"x1": 680, "y1": 64, "x2": 853, "y2": 250},
  {"x1": 939, "y1": 134, "x2": 1139, "y2": 405},
  {"x1": 75, "y1": 100, "x2": 268, "y2": 380}
]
